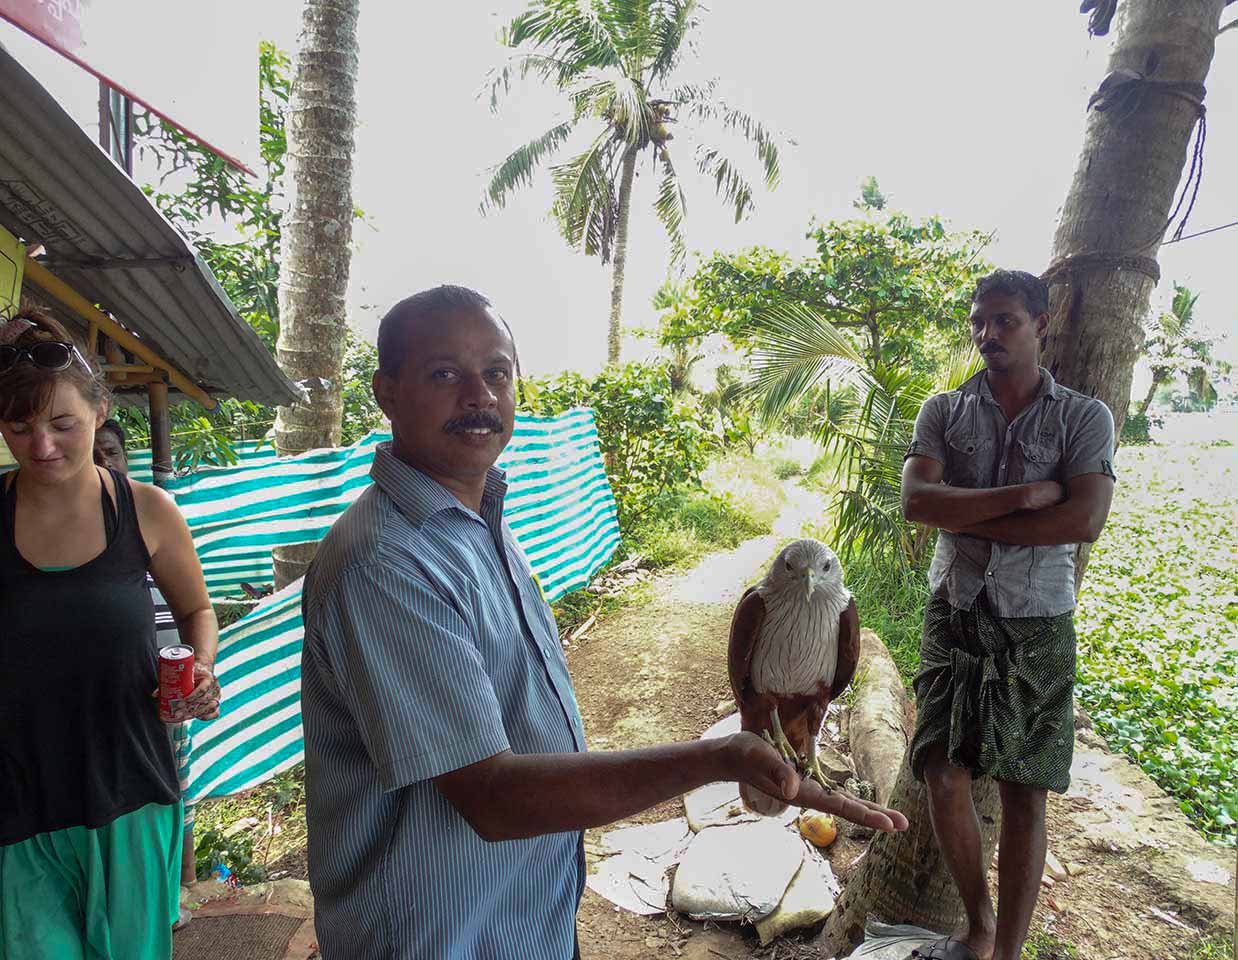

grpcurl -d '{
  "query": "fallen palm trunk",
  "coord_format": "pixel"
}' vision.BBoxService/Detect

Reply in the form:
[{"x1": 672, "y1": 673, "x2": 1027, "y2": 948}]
[{"x1": 847, "y1": 628, "x2": 911, "y2": 805}]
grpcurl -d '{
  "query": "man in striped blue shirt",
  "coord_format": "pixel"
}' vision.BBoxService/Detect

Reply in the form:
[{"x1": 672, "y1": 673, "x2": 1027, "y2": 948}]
[{"x1": 300, "y1": 286, "x2": 907, "y2": 960}]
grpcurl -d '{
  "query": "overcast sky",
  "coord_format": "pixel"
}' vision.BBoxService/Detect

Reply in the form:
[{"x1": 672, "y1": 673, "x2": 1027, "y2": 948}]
[{"x1": 3, "y1": 3, "x2": 1235, "y2": 378}]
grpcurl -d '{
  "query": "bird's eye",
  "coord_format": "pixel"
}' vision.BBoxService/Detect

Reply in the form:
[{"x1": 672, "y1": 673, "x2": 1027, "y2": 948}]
[
  {"x1": 784, "y1": 559, "x2": 793, "y2": 571},
  {"x1": 823, "y1": 562, "x2": 831, "y2": 571}
]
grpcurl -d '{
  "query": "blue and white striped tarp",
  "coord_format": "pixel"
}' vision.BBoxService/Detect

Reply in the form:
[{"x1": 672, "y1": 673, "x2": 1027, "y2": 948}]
[
  {"x1": 133, "y1": 410, "x2": 619, "y2": 603},
  {"x1": 182, "y1": 408, "x2": 620, "y2": 803}
]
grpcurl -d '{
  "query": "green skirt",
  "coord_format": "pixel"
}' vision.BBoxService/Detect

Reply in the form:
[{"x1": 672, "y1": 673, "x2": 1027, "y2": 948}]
[
  {"x1": 910, "y1": 594, "x2": 1077, "y2": 793},
  {"x1": 0, "y1": 801, "x2": 183, "y2": 960}
]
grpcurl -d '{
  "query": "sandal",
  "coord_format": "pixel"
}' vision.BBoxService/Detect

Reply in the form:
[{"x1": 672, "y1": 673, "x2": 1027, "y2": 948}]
[{"x1": 908, "y1": 937, "x2": 980, "y2": 960}]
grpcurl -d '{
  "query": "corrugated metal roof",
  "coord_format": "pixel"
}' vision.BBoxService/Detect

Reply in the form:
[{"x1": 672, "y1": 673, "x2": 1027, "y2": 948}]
[{"x1": 0, "y1": 45, "x2": 300, "y2": 408}]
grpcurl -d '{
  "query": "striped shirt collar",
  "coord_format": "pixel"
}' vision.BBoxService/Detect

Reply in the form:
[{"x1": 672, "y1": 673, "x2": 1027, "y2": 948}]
[{"x1": 370, "y1": 441, "x2": 508, "y2": 528}]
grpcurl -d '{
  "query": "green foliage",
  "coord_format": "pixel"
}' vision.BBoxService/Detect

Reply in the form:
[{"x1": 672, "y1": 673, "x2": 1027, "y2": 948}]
[
  {"x1": 137, "y1": 42, "x2": 290, "y2": 352},
  {"x1": 194, "y1": 766, "x2": 306, "y2": 885},
  {"x1": 213, "y1": 602, "x2": 253, "y2": 630},
  {"x1": 771, "y1": 457, "x2": 802, "y2": 480},
  {"x1": 520, "y1": 362, "x2": 717, "y2": 529},
  {"x1": 1021, "y1": 930, "x2": 1078, "y2": 960},
  {"x1": 662, "y1": 195, "x2": 992, "y2": 375},
  {"x1": 749, "y1": 296, "x2": 982, "y2": 569},
  {"x1": 128, "y1": 42, "x2": 377, "y2": 470},
  {"x1": 194, "y1": 823, "x2": 267, "y2": 886},
  {"x1": 627, "y1": 488, "x2": 766, "y2": 569},
  {"x1": 340, "y1": 337, "x2": 385, "y2": 446},
  {"x1": 484, "y1": 0, "x2": 782, "y2": 275},
  {"x1": 1075, "y1": 446, "x2": 1238, "y2": 845},
  {"x1": 855, "y1": 175, "x2": 887, "y2": 211},
  {"x1": 1139, "y1": 282, "x2": 1223, "y2": 415},
  {"x1": 832, "y1": 551, "x2": 927, "y2": 684},
  {"x1": 1187, "y1": 935, "x2": 1234, "y2": 960},
  {"x1": 1119, "y1": 410, "x2": 1160, "y2": 445}
]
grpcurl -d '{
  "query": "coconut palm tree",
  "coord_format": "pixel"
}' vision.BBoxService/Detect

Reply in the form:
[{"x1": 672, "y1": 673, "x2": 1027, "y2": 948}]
[
  {"x1": 483, "y1": 0, "x2": 782, "y2": 365},
  {"x1": 1135, "y1": 283, "x2": 1220, "y2": 418},
  {"x1": 746, "y1": 298, "x2": 982, "y2": 568},
  {"x1": 272, "y1": 0, "x2": 360, "y2": 588}
]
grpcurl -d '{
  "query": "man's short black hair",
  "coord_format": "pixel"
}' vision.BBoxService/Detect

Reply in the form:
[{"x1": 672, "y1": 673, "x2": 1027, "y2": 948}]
[
  {"x1": 377, "y1": 285, "x2": 516, "y2": 377},
  {"x1": 98, "y1": 418, "x2": 127, "y2": 447},
  {"x1": 972, "y1": 269, "x2": 1050, "y2": 318}
]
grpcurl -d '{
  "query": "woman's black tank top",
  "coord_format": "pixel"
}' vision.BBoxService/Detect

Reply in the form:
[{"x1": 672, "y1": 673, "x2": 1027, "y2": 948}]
[{"x1": 0, "y1": 468, "x2": 179, "y2": 845}]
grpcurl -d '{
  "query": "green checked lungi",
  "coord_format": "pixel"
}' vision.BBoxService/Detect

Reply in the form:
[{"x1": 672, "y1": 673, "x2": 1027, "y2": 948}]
[{"x1": 909, "y1": 593, "x2": 1077, "y2": 793}]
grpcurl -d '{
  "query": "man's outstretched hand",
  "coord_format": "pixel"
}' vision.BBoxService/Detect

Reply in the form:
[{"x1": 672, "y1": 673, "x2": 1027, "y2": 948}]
[{"x1": 725, "y1": 731, "x2": 909, "y2": 833}]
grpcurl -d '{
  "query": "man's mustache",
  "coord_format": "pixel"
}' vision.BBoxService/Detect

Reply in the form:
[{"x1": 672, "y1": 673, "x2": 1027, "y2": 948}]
[
  {"x1": 980, "y1": 343, "x2": 1006, "y2": 354},
  {"x1": 445, "y1": 412, "x2": 504, "y2": 433}
]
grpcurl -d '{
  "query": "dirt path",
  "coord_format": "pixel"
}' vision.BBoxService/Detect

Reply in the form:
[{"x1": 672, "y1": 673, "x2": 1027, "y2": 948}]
[
  {"x1": 567, "y1": 480, "x2": 830, "y2": 958},
  {"x1": 566, "y1": 481, "x2": 1234, "y2": 960}
]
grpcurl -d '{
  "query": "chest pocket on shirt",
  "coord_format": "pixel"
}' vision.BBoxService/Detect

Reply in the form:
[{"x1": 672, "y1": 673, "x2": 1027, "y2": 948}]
[
  {"x1": 944, "y1": 425, "x2": 994, "y2": 488},
  {"x1": 1017, "y1": 436, "x2": 1062, "y2": 482}
]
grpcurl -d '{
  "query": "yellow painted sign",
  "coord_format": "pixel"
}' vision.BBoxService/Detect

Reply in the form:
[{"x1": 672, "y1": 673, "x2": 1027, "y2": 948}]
[{"x1": 0, "y1": 224, "x2": 23, "y2": 317}]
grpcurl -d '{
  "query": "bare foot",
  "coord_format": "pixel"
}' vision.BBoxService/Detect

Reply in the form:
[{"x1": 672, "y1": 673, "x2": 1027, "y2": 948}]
[{"x1": 959, "y1": 912, "x2": 997, "y2": 960}]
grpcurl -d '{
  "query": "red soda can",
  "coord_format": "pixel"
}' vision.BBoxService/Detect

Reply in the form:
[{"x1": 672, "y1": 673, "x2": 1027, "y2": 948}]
[{"x1": 159, "y1": 645, "x2": 195, "y2": 721}]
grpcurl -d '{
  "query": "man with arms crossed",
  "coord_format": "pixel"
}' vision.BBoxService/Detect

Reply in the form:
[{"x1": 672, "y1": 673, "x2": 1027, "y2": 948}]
[
  {"x1": 900, "y1": 269, "x2": 1116, "y2": 960},
  {"x1": 300, "y1": 285, "x2": 907, "y2": 960}
]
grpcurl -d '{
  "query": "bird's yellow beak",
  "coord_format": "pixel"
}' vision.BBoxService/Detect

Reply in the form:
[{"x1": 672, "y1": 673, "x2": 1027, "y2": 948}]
[{"x1": 803, "y1": 569, "x2": 816, "y2": 603}]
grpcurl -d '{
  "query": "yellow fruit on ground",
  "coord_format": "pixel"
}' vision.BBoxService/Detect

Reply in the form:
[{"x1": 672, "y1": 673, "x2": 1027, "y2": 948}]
[{"x1": 798, "y1": 812, "x2": 838, "y2": 848}]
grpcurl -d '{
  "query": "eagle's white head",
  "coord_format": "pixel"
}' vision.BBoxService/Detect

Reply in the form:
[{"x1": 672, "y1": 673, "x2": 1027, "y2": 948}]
[{"x1": 761, "y1": 538, "x2": 846, "y2": 605}]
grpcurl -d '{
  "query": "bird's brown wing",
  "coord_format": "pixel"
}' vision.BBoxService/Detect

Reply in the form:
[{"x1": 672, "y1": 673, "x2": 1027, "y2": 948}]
[
  {"x1": 830, "y1": 597, "x2": 861, "y2": 700},
  {"x1": 727, "y1": 587, "x2": 766, "y2": 730}
]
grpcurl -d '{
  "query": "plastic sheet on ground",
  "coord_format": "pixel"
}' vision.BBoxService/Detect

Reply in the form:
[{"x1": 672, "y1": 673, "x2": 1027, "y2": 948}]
[
  {"x1": 848, "y1": 921, "x2": 945, "y2": 959},
  {"x1": 584, "y1": 818, "x2": 692, "y2": 916},
  {"x1": 670, "y1": 819, "x2": 806, "y2": 921}
]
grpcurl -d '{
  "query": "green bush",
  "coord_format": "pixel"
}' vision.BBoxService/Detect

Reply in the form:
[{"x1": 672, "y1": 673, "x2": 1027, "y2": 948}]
[
  {"x1": 1119, "y1": 411, "x2": 1159, "y2": 445},
  {"x1": 194, "y1": 824, "x2": 267, "y2": 885},
  {"x1": 1075, "y1": 449, "x2": 1238, "y2": 845},
  {"x1": 1021, "y1": 931, "x2": 1077, "y2": 960},
  {"x1": 770, "y1": 457, "x2": 802, "y2": 480},
  {"x1": 521, "y1": 362, "x2": 718, "y2": 530},
  {"x1": 844, "y1": 557, "x2": 929, "y2": 684},
  {"x1": 626, "y1": 489, "x2": 766, "y2": 569}
]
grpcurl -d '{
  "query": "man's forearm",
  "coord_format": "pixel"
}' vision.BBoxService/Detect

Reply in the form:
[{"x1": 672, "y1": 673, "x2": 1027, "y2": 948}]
[
  {"x1": 960, "y1": 500, "x2": 1100, "y2": 546},
  {"x1": 903, "y1": 480, "x2": 1033, "y2": 531},
  {"x1": 455, "y1": 739, "x2": 733, "y2": 841}
]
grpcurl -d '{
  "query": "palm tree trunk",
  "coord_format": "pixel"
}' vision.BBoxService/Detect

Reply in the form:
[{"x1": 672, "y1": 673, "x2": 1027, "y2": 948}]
[
  {"x1": 272, "y1": 0, "x2": 359, "y2": 590},
  {"x1": 1042, "y1": 0, "x2": 1225, "y2": 435},
  {"x1": 1040, "y1": 0, "x2": 1224, "y2": 594},
  {"x1": 814, "y1": 756, "x2": 1001, "y2": 956},
  {"x1": 1135, "y1": 372, "x2": 1163, "y2": 419},
  {"x1": 607, "y1": 148, "x2": 638, "y2": 366}
]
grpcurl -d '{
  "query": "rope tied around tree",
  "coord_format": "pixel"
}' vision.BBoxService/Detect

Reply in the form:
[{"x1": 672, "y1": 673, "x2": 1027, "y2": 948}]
[{"x1": 1088, "y1": 67, "x2": 1207, "y2": 245}]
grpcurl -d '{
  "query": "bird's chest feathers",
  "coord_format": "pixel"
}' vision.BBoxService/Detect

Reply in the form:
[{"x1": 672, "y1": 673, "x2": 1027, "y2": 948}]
[{"x1": 750, "y1": 589, "x2": 849, "y2": 695}]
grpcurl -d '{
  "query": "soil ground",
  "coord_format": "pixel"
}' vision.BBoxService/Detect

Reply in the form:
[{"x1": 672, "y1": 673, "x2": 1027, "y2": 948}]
[
  {"x1": 192, "y1": 478, "x2": 1234, "y2": 960},
  {"x1": 562, "y1": 487, "x2": 1233, "y2": 960}
]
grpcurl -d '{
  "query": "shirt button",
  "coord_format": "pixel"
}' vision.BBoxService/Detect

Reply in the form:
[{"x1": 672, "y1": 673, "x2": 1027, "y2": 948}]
[{"x1": 987, "y1": 571, "x2": 995, "y2": 577}]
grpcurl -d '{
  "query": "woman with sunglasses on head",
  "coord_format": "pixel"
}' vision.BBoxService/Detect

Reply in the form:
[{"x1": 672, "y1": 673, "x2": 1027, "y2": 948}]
[{"x1": 0, "y1": 310, "x2": 220, "y2": 960}]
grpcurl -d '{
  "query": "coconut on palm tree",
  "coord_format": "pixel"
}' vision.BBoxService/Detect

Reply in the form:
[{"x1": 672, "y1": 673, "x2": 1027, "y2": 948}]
[{"x1": 483, "y1": 0, "x2": 782, "y2": 364}]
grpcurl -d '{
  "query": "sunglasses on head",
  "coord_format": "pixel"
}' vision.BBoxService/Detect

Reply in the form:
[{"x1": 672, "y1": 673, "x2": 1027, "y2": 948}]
[{"x1": 0, "y1": 341, "x2": 90, "y2": 374}]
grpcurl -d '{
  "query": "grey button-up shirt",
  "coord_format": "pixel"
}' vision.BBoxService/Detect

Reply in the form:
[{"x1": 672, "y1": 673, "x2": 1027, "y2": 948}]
[
  {"x1": 301, "y1": 443, "x2": 587, "y2": 960},
  {"x1": 906, "y1": 368, "x2": 1116, "y2": 617}
]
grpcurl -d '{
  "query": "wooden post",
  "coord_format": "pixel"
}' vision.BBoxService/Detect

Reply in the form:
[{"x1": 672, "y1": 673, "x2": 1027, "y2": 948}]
[{"x1": 148, "y1": 379, "x2": 172, "y2": 488}]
